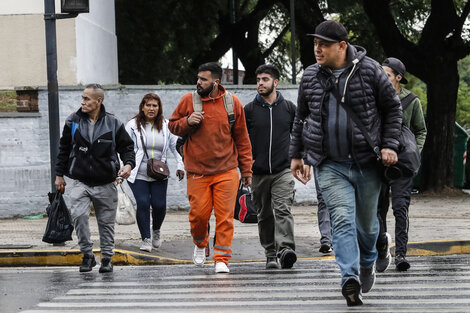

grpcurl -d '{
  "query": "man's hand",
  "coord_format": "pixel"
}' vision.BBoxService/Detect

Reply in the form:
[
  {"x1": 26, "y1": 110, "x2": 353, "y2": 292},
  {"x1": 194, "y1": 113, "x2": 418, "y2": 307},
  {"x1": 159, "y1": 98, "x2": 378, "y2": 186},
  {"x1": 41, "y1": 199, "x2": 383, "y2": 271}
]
[
  {"x1": 187, "y1": 112, "x2": 204, "y2": 126},
  {"x1": 380, "y1": 148, "x2": 398, "y2": 166},
  {"x1": 241, "y1": 176, "x2": 252, "y2": 187},
  {"x1": 118, "y1": 164, "x2": 132, "y2": 180},
  {"x1": 55, "y1": 176, "x2": 66, "y2": 192},
  {"x1": 291, "y1": 158, "x2": 311, "y2": 185}
]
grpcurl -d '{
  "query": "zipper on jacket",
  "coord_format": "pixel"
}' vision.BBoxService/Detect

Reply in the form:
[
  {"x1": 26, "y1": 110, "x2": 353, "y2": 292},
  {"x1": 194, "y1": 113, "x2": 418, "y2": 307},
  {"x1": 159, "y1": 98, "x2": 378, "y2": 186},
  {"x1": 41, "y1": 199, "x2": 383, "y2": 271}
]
[{"x1": 269, "y1": 106, "x2": 273, "y2": 174}]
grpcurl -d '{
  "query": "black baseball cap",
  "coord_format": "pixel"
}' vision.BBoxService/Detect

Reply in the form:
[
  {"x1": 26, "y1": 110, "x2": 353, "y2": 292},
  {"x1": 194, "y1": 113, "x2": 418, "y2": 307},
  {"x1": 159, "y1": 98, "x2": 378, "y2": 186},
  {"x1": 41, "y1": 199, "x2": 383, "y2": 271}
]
[
  {"x1": 382, "y1": 57, "x2": 408, "y2": 84},
  {"x1": 307, "y1": 20, "x2": 348, "y2": 43}
]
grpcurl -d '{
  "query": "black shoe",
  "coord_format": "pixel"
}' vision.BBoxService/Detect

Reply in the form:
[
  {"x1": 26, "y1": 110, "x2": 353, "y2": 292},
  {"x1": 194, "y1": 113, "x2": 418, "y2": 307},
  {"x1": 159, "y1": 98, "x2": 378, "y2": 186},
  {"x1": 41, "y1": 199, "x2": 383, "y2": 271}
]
[
  {"x1": 266, "y1": 257, "x2": 280, "y2": 269},
  {"x1": 376, "y1": 233, "x2": 392, "y2": 273},
  {"x1": 99, "y1": 257, "x2": 113, "y2": 273},
  {"x1": 319, "y1": 243, "x2": 333, "y2": 254},
  {"x1": 395, "y1": 255, "x2": 410, "y2": 271},
  {"x1": 341, "y1": 278, "x2": 363, "y2": 307},
  {"x1": 79, "y1": 254, "x2": 96, "y2": 272},
  {"x1": 279, "y1": 249, "x2": 297, "y2": 269}
]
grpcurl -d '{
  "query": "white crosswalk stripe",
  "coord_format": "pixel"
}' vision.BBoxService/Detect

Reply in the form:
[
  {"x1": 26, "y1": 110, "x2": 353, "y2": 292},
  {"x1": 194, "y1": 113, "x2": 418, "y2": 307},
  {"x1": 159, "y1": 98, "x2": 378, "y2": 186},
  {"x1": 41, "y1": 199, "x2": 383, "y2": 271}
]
[{"x1": 20, "y1": 256, "x2": 470, "y2": 312}]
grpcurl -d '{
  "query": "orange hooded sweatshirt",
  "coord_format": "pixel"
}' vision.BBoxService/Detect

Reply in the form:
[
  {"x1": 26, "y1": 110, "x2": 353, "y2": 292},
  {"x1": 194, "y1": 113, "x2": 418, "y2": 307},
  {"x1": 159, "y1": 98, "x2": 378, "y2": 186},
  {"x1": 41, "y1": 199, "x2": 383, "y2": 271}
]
[{"x1": 168, "y1": 85, "x2": 253, "y2": 177}]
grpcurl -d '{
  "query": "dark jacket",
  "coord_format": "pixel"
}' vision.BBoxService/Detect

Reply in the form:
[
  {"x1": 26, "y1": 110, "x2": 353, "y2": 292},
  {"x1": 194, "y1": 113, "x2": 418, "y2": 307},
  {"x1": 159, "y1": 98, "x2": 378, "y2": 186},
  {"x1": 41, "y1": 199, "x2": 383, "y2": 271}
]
[
  {"x1": 289, "y1": 44, "x2": 402, "y2": 167},
  {"x1": 56, "y1": 104, "x2": 135, "y2": 186},
  {"x1": 245, "y1": 92, "x2": 296, "y2": 175}
]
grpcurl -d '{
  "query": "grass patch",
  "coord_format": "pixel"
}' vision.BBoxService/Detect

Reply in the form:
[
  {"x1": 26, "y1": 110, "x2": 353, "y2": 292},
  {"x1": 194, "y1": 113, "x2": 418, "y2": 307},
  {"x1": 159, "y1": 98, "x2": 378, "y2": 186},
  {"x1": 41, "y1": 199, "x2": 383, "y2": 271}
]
[{"x1": 0, "y1": 90, "x2": 17, "y2": 112}]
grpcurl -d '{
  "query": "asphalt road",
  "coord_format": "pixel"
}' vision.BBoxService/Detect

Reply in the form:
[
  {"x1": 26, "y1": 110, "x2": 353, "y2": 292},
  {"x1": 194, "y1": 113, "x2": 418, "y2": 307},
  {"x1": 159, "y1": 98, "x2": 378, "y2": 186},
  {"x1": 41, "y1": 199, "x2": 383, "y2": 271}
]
[{"x1": 1, "y1": 255, "x2": 470, "y2": 313}]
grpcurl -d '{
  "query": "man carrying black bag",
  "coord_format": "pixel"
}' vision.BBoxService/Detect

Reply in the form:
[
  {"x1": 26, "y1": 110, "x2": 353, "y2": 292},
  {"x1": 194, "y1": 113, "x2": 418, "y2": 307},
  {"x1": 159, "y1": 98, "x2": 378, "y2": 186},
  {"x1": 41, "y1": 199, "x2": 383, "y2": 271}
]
[
  {"x1": 244, "y1": 64, "x2": 297, "y2": 270},
  {"x1": 376, "y1": 58, "x2": 427, "y2": 272},
  {"x1": 55, "y1": 84, "x2": 135, "y2": 273},
  {"x1": 43, "y1": 186, "x2": 74, "y2": 244}
]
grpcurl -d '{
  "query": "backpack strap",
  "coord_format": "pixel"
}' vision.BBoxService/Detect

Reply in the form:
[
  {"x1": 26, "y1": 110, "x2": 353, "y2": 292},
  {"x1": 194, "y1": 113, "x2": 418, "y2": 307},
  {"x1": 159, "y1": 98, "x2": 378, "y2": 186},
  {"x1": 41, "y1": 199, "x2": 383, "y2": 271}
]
[
  {"x1": 223, "y1": 91, "x2": 235, "y2": 130},
  {"x1": 400, "y1": 92, "x2": 418, "y2": 111},
  {"x1": 191, "y1": 91, "x2": 203, "y2": 112},
  {"x1": 191, "y1": 90, "x2": 236, "y2": 130}
]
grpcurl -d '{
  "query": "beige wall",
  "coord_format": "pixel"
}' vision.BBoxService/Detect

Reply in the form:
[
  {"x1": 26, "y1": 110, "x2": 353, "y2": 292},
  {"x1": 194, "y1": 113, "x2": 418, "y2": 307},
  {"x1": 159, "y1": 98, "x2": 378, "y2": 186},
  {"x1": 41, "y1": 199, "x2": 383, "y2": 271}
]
[{"x1": 0, "y1": 14, "x2": 77, "y2": 88}]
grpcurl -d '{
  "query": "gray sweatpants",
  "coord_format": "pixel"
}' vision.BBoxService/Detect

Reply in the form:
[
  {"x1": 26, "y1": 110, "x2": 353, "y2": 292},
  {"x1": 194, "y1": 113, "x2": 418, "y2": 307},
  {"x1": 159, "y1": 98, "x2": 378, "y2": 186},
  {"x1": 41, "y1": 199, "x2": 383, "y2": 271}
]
[
  {"x1": 69, "y1": 180, "x2": 118, "y2": 257},
  {"x1": 251, "y1": 168, "x2": 295, "y2": 258}
]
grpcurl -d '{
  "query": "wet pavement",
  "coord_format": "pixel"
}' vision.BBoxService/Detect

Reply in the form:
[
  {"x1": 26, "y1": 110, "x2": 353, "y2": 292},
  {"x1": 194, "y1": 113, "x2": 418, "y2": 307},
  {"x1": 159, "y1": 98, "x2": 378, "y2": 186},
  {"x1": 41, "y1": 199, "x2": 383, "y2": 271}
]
[{"x1": 1, "y1": 255, "x2": 469, "y2": 312}]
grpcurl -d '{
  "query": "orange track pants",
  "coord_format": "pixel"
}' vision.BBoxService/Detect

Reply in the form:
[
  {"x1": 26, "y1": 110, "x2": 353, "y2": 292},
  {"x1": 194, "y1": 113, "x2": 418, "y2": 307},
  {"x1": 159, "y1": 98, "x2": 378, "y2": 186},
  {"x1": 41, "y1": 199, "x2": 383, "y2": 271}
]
[{"x1": 186, "y1": 168, "x2": 239, "y2": 264}]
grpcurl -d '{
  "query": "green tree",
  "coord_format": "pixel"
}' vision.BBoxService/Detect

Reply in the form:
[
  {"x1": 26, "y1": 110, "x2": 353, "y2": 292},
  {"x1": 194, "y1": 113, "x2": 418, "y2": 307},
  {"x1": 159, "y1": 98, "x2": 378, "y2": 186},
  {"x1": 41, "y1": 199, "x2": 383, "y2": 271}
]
[{"x1": 362, "y1": 0, "x2": 470, "y2": 192}]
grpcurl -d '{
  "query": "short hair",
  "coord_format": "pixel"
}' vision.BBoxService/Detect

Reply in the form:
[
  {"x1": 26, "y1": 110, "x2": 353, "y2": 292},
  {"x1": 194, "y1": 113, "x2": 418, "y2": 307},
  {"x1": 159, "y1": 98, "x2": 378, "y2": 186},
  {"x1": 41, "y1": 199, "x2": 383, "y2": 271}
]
[
  {"x1": 197, "y1": 62, "x2": 223, "y2": 80},
  {"x1": 85, "y1": 83, "x2": 104, "y2": 100},
  {"x1": 255, "y1": 64, "x2": 280, "y2": 81}
]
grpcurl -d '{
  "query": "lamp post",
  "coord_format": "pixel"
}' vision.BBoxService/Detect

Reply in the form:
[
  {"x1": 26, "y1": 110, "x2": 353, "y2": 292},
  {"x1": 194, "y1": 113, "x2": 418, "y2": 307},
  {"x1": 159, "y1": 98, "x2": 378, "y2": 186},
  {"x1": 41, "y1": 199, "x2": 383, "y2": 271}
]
[
  {"x1": 290, "y1": 0, "x2": 296, "y2": 84},
  {"x1": 43, "y1": 0, "x2": 88, "y2": 192}
]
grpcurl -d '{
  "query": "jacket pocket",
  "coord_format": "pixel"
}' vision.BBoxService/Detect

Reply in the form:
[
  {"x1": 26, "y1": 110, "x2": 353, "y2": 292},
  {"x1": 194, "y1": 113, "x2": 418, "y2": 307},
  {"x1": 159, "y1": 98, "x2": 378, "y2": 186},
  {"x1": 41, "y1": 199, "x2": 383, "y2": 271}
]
[{"x1": 93, "y1": 138, "x2": 113, "y2": 158}]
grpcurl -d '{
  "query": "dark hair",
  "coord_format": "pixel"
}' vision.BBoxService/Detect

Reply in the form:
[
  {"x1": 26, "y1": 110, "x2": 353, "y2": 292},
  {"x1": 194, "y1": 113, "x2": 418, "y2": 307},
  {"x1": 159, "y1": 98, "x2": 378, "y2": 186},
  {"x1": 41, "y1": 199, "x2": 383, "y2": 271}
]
[
  {"x1": 255, "y1": 64, "x2": 280, "y2": 80},
  {"x1": 197, "y1": 62, "x2": 223, "y2": 80},
  {"x1": 134, "y1": 93, "x2": 163, "y2": 132}
]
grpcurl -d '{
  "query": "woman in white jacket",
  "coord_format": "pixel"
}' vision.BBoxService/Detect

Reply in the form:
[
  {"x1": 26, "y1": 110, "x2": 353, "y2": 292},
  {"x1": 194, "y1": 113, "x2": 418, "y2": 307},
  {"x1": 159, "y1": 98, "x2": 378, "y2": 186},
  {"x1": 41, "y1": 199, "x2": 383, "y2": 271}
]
[{"x1": 125, "y1": 93, "x2": 184, "y2": 252}]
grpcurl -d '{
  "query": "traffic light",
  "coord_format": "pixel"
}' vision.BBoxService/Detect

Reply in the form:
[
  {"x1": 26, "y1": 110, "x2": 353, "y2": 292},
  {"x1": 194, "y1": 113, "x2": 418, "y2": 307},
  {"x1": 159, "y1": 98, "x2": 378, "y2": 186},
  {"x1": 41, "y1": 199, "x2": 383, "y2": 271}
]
[{"x1": 61, "y1": 0, "x2": 89, "y2": 14}]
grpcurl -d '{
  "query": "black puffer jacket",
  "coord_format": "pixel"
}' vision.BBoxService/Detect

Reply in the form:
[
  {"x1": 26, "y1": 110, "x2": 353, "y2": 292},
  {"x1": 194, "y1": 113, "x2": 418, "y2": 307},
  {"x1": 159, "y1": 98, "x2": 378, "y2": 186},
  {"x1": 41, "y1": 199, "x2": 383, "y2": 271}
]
[
  {"x1": 56, "y1": 105, "x2": 135, "y2": 186},
  {"x1": 245, "y1": 92, "x2": 296, "y2": 175},
  {"x1": 289, "y1": 44, "x2": 402, "y2": 167}
]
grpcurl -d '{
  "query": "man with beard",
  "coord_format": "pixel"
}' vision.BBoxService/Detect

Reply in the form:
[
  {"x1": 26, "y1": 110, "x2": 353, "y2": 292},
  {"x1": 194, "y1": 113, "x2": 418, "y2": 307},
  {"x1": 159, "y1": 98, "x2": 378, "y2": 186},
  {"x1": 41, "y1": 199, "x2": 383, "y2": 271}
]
[
  {"x1": 169, "y1": 62, "x2": 252, "y2": 274},
  {"x1": 244, "y1": 64, "x2": 297, "y2": 269}
]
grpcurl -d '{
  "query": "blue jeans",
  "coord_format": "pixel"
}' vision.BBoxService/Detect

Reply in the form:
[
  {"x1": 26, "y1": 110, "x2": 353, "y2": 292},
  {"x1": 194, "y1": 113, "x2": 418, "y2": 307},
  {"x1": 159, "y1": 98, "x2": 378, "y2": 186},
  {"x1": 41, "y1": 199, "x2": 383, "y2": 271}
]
[
  {"x1": 128, "y1": 179, "x2": 168, "y2": 240},
  {"x1": 315, "y1": 160, "x2": 381, "y2": 286}
]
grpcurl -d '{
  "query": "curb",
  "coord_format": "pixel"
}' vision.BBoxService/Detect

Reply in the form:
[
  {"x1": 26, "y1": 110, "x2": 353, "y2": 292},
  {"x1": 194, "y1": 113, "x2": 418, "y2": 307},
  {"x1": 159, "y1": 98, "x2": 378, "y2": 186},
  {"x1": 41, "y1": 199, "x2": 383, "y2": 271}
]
[
  {"x1": 404, "y1": 239, "x2": 470, "y2": 256},
  {"x1": 0, "y1": 249, "x2": 190, "y2": 267},
  {"x1": 0, "y1": 240, "x2": 469, "y2": 267}
]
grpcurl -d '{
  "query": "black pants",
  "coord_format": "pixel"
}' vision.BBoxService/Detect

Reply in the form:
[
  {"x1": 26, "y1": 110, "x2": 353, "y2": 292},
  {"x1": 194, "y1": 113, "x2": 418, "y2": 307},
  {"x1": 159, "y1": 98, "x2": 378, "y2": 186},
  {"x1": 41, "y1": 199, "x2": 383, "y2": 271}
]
[{"x1": 376, "y1": 176, "x2": 413, "y2": 256}]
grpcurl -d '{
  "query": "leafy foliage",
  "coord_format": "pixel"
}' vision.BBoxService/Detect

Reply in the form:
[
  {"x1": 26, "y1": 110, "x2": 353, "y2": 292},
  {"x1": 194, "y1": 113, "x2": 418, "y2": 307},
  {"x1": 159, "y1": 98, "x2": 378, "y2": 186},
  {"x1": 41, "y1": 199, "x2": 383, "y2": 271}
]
[{"x1": 115, "y1": 0, "x2": 224, "y2": 84}]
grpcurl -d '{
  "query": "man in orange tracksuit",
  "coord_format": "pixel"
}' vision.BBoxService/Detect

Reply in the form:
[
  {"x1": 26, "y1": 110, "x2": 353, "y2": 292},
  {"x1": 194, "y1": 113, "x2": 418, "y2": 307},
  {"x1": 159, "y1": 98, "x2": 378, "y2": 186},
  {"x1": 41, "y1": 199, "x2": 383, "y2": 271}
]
[{"x1": 168, "y1": 62, "x2": 252, "y2": 273}]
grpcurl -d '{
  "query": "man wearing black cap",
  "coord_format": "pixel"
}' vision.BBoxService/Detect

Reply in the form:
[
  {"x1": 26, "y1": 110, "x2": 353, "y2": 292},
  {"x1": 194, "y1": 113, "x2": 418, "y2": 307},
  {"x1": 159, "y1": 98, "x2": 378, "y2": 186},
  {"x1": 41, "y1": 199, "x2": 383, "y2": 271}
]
[
  {"x1": 289, "y1": 20, "x2": 402, "y2": 306},
  {"x1": 376, "y1": 57, "x2": 427, "y2": 273}
]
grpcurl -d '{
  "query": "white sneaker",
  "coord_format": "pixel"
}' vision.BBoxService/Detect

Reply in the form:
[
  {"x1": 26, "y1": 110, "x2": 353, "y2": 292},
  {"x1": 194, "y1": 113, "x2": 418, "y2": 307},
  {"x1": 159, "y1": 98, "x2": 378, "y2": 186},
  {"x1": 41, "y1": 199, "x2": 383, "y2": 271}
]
[
  {"x1": 193, "y1": 245, "x2": 206, "y2": 266},
  {"x1": 140, "y1": 238, "x2": 152, "y2": 252},
  {"x1": 152, "y1": 229, "x2": 161, "y2": 248},
  {"x1": 215, "y1": 262, "x2": 230, "y2": 273}
]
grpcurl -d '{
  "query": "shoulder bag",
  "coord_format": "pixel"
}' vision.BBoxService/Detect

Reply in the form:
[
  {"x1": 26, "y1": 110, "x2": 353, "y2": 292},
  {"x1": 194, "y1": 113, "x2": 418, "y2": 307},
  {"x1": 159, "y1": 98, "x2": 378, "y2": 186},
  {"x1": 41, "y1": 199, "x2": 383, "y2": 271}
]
[
  {"x1": 331, "y1": 86, "x2": 420, "y2": 180},
  {"x1": 139, "y1": 130, "x2": 169, "y2": 180}
]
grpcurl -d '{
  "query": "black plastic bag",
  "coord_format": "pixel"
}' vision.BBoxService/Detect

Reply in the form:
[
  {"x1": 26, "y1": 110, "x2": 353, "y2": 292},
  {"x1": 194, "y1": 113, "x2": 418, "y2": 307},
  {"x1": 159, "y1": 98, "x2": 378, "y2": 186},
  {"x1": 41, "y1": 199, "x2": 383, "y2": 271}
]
[{"x1": 42, "y1": 191, "x2": 74, "y2": 243}]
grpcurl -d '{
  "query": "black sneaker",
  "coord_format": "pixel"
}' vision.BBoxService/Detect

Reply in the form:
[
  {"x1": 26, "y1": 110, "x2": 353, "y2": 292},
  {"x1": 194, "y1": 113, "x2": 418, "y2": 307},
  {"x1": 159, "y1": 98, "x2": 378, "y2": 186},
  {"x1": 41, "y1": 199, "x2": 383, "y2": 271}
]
[
  {"x1": 319, "y1": 243, "x2": 333, "y2": 254},
  {"x1": 99, "y1": 257, "x2": 113, "y2": 273},
  {"x1": 395, "y1": 255, "x2": 410, "y2": 271},
  {"x1": 376, "y1": 232, "x2": 392, "y2": 273},
  {"x1": 266, "y1": 257, "x2": 280, "y2": 269},
  {"x1": 79, "y1": 254, "x2": 96, "y2": 272},
  {"x1": 341, "y1": 278, "x2": 363, "y2": 307},
  {"x1": 279, "y1": 249, "x2": 297, "y2": 269},
  {"x1": 359, "y1": 265, "x2": 376, "y2": 293}
]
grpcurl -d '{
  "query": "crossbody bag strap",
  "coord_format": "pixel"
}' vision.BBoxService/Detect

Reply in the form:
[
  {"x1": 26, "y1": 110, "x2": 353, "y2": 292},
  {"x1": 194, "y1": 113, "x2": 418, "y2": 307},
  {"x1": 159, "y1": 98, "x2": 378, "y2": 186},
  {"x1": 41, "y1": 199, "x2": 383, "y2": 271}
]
[
  {"x1": 139, "y1": 130, "x2": 150, "y2": 159},
  {"x1": 331, "y1": 86, "x2": 382, "y2": 160}
]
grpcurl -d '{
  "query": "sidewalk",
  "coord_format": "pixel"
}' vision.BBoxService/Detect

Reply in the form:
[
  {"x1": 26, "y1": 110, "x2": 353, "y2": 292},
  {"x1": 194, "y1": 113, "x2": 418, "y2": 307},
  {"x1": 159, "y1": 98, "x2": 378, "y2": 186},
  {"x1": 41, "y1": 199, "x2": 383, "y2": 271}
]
[{"x1": 1, "y1": 192, "x2": 470, "y2": 266}]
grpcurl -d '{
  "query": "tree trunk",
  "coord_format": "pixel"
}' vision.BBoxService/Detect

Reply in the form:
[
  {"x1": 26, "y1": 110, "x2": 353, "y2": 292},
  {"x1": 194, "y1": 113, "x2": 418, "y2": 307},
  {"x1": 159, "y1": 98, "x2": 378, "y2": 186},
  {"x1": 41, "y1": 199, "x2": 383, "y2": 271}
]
[{"x1": 420, "y1": 61, "x2": 459, "y2": 191}]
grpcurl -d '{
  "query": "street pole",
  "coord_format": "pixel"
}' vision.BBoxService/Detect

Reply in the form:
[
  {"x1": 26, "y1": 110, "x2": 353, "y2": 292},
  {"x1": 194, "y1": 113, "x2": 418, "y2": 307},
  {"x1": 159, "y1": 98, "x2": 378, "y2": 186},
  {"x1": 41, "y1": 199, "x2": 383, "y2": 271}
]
[
  {"x1": 43, "y1": 0, "x2": 80, "y2": 192},
  {"x1": 290, "y1": 0, "x2": 296, "y2": 84},
  {"x1": 230, "y1": 0, "x2": 238, "y2": 84},
  {"x1": 44, "y1": 0, "x2": 60, "y2": 192}
]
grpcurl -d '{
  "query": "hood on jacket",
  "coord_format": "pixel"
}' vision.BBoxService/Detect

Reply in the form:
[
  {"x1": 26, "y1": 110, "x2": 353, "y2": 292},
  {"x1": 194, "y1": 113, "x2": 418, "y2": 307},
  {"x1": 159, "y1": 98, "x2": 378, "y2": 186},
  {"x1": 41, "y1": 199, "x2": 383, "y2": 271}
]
[
  {"x1": 199, "y1": 84, "x2": 227, "y2": 102},
  {"x1": 254, "y1": 91, "x2": 284, "y2": 108}
]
